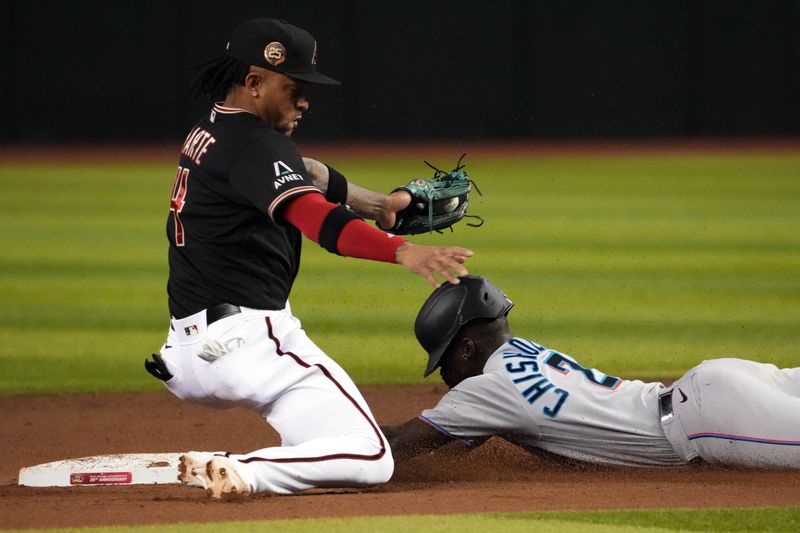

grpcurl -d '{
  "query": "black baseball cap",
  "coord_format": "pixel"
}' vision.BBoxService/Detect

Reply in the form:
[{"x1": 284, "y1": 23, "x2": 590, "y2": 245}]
[{"x1": 226, "y1": 18, "x2": 340, "y2": 86}]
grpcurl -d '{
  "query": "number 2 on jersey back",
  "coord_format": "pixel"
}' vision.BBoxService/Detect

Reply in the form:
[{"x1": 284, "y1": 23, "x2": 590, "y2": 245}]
[
  {"x1": 544, "y1": 352, "x2": 621, "y2": 390},
  {"x1": 170, "y1": 166, "x2": 190, "y2": 246}
]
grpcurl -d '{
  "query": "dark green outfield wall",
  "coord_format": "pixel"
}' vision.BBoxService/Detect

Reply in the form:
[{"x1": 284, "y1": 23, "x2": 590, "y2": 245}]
[{"x1": 2, "y1": 0, "x2": 798, "y2": 142}]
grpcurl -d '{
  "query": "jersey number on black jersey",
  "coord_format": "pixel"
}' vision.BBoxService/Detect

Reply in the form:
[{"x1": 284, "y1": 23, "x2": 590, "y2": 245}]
[{"x1": 170, "y1": 166, "x2": 190, "y2": 246}]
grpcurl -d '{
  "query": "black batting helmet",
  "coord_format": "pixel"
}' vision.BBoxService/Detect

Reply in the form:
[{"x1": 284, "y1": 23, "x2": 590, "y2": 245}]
[{"x1": 415, "y1": 275, "x2": 514, "y2": 377}]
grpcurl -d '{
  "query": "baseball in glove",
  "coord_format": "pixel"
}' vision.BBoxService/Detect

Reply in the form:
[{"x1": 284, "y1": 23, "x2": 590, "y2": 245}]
[{"x1": 386, "y1": 154, "x2": 483, "y2": 235}]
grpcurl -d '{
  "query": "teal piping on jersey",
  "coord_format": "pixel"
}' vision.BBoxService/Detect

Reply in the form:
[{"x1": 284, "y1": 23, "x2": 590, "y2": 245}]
[
  {"x1": 688, "y1": 432, "x2": 800, "y2": 445},
  {"x1": 417, "y1": 416, "x2": 474, "y2": 446}
]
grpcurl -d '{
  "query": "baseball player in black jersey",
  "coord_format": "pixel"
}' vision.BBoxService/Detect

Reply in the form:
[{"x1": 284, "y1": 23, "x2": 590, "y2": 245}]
[{"x1": 144, "y1": 18, "x2": 473, "y2": 498}]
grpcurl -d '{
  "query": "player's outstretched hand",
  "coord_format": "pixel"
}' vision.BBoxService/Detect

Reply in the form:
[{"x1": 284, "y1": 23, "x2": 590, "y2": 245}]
[{"x1": 395, "y1": 242, "x2": 473, "y2": 287}]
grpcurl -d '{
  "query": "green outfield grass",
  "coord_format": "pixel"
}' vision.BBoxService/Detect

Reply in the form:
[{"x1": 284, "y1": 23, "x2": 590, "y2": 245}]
[
  {"x1": 0, "y1": 151, "x2": 798, "y2": 394},
  {"x1": 9, "y1": 507, "x2": 800, "y2": 532}
]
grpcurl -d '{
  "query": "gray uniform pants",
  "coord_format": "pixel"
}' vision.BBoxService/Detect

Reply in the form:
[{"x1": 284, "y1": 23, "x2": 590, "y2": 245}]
[{"x1": 660, "y1": 358, "x2": 800, "y2": 468}]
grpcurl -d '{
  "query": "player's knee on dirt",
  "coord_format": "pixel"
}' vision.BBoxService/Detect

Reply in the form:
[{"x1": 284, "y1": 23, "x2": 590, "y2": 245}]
[{"x1": 357, "y1": 450, "x2": 394, "y2": 485}]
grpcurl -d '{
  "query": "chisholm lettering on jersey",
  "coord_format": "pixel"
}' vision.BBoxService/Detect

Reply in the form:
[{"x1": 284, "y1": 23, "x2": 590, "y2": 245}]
[{"x1": 181, "y1": 126, "x2": 217, "y2": 165}]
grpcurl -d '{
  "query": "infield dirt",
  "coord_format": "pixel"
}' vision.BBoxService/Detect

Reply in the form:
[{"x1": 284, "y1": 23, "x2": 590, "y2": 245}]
[
  {"x1": 3, "y1": 140, "x2": 800, "y2": 529},
  {"x1": 3, "y1": 386, "x2": 800, "y2": 530}
]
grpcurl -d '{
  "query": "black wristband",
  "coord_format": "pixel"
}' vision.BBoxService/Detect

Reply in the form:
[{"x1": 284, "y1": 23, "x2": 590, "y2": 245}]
[
  {"x1": 325, "y1": 165, "x2": 349, "y2": 204},
  {"x1": 319, "y1": 205, "x2": 361, "y2": 254}
]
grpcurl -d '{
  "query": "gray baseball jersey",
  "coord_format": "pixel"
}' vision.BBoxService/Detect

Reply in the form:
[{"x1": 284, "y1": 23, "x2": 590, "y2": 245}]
[
  {"x1": 421, "y1": 337, "x2": 800, "y2": 468},
  {"x1": 420, "y1": 337, "x2": 684, "y2": 467}
]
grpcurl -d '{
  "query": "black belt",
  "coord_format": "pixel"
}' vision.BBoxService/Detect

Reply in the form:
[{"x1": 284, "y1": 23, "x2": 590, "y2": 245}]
[
  {"x1": 206, "y1": 303, "x2": 241, "y2": 325},
  {"x1": 148, "y1": 304, "x2": 241, "y2": 383}
]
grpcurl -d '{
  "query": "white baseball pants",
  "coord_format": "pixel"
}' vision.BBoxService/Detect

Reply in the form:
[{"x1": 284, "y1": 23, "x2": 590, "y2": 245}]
[
  {"x1": 159, "y1": 304, "x2": 393, "y2": 494},
  {"x1": 662, "y1": 358, "x2": 800, "y2": 468}
]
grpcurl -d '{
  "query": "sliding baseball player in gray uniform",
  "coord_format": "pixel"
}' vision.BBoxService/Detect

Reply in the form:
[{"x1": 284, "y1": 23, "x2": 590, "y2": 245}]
[{"x1": 384, "y1": 276, "x2": 800, "y2": 468}]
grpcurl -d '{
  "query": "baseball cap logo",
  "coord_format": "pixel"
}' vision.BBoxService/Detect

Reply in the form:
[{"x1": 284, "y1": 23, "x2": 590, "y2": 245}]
[{"x1": 264, "y1": 41, "x2": 287, "y2": 66}]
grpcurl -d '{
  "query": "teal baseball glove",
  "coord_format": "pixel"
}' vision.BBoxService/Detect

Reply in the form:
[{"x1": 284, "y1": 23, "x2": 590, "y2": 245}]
[{"x1": 387, "y1": 155, "x2": 483, "y2": 235}]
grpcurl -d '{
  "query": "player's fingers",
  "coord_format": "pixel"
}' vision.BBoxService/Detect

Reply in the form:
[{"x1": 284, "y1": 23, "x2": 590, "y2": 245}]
[
  {"x1": 445, "y1": 251, "x2": 470, "y2": 272},
  {"x1": 431, "y1": 257, "x2": 467, "y2": 285},
  {"x1": 416, "y1": 258, "x2": 445, "y2": 287},
  {"x1": 443, "y1": 273, "x2": 461, "y2": 285},
  {"x1": 402, "y1": 245, "x2": 469, "y2": 287},
  {"x1": 442, "y1": 257, "x2": 468, "y2": 278},
  {"x1": 447, "y1": 264, "x2": 469, "y2": 283},
  {"x1": 417, "y1": 256, "x2": 444, "y2": 287},
  {"x1": 445, "y1": 247, "x2": 473, "y2": 264},
  {"x1": 424, "y1": 271, "x2": 441, "y2": 288},
  {"x1": 450, "y1": 246, "x2": 474, "y2": 255}
]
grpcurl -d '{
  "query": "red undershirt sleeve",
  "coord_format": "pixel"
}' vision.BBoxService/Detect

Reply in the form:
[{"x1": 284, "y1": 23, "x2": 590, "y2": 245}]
[{"x1": 283, "y1": 193, "x2": 406, "y2": 263}]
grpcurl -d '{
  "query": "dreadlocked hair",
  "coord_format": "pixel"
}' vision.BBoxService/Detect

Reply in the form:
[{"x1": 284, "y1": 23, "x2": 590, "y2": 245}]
[{"x1": 190, "y1": 55, "x2": 251, "y2": 100}]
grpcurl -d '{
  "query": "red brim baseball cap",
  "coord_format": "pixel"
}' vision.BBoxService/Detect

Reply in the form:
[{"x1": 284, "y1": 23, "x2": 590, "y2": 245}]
[{"x1": 226, "y1": 18, "x2": 341, "y2": 86}]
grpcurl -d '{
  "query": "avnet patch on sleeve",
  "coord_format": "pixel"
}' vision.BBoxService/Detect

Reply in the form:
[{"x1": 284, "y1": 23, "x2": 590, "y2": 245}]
[{"x1": 228, "y1": 134, "x2": 319, "y2": 219}]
